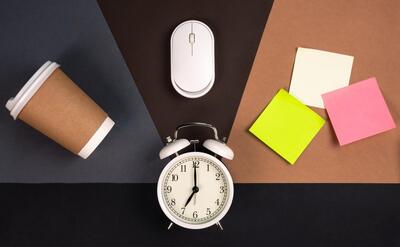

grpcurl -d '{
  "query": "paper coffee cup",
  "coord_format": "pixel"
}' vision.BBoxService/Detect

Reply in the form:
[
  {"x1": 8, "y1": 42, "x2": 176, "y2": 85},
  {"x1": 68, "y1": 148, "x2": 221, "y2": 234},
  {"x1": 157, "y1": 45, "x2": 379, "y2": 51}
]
[{"x1": 5, "y1": 61, "x2": 115, "y2": 159}]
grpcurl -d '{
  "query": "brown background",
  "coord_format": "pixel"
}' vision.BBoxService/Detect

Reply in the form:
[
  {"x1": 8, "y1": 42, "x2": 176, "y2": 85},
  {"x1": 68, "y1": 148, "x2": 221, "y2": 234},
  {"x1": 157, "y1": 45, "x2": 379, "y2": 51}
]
[
  {"x1": 227, "y1": 0, "x2": 400, "y2": 183},
  {"x1": 98, "y1": 0, "x2": 274, "y2": 141}
]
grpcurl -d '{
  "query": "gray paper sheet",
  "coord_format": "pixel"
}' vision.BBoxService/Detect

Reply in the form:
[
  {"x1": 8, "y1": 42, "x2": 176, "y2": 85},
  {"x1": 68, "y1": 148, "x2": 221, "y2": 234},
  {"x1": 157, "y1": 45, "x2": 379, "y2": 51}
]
[{"x1": 0, "y1": 0, "x2": 163, "y2": 182}]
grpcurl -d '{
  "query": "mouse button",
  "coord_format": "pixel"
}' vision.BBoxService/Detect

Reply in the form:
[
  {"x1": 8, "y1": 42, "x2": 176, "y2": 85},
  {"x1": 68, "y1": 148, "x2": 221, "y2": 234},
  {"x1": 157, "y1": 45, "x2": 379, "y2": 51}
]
[
  {"x1": 173, "y1": 23, "x2": 190, "y2": 46},
  {"x1": 192, "y1": 22, "x2": 213, "y2": 42}
]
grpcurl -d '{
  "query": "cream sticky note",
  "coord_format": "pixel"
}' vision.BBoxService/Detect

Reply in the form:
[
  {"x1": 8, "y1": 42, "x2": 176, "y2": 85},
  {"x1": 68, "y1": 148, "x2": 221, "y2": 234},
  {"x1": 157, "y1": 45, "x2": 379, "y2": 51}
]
[
  {"x1": 249, "y1": 89, "x2": 325, "y2": 164},
  {"x1": 322, "y1": 77, "x2": 396, "y2": 145},
  {"x1": 289, "y1": 47, "x2": 354, "y2": 108}
]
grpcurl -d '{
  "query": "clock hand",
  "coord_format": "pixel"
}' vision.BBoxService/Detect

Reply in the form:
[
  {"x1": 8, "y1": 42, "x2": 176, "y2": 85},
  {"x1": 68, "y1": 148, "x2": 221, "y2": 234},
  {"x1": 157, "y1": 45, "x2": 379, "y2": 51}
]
[
  {"x1": 184, "y1": 186, "x2": 199, "y2": 207},
  {"x1": 184, "y1": 191, "x2": 195, "y2": 207},
  {"x1": 194, "y1": 163, "x2": 197, "y2": 187},
  {"x1": 193, "y1": 162, "x2": 198, "y2": 205}
]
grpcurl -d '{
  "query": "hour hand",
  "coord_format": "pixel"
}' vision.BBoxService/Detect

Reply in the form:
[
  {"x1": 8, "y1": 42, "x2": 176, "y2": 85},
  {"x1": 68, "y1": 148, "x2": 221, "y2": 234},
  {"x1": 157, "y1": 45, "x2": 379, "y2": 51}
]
[
  {"x1": 184, "y1": 191, "x2": 195, "y2": 207},
  {"x1": 184, "y1": 186, "x2": 199, "y2": 207}
]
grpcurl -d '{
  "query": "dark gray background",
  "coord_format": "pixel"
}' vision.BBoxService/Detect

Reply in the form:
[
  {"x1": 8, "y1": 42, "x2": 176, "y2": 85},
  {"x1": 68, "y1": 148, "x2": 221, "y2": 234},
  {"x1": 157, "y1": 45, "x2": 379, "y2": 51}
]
[{"x1": 0, "y1": 0, "x2": 163, "y2": 182}]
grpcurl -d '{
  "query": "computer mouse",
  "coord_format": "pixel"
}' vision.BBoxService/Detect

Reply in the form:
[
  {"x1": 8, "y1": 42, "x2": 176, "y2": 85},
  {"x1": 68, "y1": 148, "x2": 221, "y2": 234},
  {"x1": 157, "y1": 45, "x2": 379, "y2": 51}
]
[{"x1": 170, "y1": 20, "x2": 215, "y2": 98}]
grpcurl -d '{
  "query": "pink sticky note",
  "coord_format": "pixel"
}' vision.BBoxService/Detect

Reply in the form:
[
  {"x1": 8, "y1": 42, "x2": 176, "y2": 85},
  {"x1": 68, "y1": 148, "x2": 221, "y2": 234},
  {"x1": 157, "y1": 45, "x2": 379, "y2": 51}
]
[{"x1": 322, "y1": 77, "x2": 396, "y2": 145}]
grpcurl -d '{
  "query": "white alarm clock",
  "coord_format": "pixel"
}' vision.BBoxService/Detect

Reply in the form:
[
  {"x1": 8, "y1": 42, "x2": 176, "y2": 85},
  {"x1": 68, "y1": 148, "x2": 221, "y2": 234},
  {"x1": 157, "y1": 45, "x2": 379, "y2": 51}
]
[{"x1": 157, "y1": 122, "x2": 234, "y2": 230}]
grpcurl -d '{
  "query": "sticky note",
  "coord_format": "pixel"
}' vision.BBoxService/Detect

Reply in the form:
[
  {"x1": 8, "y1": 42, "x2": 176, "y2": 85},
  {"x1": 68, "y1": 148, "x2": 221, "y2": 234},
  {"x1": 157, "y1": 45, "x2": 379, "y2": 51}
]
[
  {"x1": 322, "y1": 77, "x2": 396, "y2": 145},
  {"x1": 249, "y1": 89, "x2": 325, "y2": 164},
  {"x1": 289, "y1": 47, "x2": 354, "y2": 108}
]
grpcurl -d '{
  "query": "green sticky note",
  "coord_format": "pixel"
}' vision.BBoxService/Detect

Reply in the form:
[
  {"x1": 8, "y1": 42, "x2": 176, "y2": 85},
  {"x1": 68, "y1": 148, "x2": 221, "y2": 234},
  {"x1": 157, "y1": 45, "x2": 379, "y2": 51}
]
[{"x1": 249, "y1": 89, "x2": 325, "y2": 165}]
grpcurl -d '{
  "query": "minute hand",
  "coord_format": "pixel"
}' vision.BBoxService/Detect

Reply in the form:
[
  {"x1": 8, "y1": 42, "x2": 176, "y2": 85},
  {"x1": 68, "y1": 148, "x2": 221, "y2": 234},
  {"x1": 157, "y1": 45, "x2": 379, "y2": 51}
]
[{"x1": 194, "y1": 163, "x2": 197, "y2": 187}]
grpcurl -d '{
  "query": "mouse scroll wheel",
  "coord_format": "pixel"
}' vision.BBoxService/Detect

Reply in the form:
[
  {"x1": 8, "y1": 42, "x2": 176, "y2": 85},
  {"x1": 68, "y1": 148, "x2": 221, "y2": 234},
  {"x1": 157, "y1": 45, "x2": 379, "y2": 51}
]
[{"x1": 189, "y1": 33, "x2": 195, "y2": 44}]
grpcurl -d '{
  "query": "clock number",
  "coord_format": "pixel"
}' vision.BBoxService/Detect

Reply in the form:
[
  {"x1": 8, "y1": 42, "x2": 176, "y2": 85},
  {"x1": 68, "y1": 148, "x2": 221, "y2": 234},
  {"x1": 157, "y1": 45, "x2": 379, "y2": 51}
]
[
  {"x1": 215, "y1": 199, "x2": 220, "y2": 206},
  {"x1": 166, "y1": 186, "x2": 172, "y2": 193},
  {"x1": 193, "y1": 211, "x2": 198, "y2": 219},
  {"x1": 192, "y1": 160, "x2": 199, "y2": 168},
  {"x1": 206, "y1": 208, "x2": 211, "y2": 215},
  {"x1": 170, "y1": 198, "x2": 176, "y2": 206},
  {"x1": 215, "y1": 173, "x2": 221, "y2": 180},
  {"x1": 180, "y1": 165, "x2": 186, "y2": 172},
  {"x1": 171, "y1": 174, "x2": 179, "y2": 181},
  {"x1": 207, "y1": 164, "x2": 210, "y2": 171},
  {"x1": 219, "y1": 186, "x2": 225, "y2": 193},
  {"x1": 181, "y1": 207, "x2": 185, "y2": 215}
]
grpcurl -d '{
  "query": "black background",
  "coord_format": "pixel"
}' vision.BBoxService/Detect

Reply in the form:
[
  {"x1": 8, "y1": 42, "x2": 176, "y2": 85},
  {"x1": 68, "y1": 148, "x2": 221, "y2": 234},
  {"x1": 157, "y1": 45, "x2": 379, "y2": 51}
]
[{"x1": 1, "y1": 184, "x2": 399, "y2": 247}]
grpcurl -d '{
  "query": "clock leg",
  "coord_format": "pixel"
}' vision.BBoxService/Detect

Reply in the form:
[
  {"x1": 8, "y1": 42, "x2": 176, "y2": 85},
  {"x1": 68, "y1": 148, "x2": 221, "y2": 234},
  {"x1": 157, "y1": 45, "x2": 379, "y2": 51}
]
[
  {"x1": 216, "y1": 221, "x2": 224, "y2": 230},
  {"x1": 167, "y1": 222, "x2": 174, "y2": 230}
]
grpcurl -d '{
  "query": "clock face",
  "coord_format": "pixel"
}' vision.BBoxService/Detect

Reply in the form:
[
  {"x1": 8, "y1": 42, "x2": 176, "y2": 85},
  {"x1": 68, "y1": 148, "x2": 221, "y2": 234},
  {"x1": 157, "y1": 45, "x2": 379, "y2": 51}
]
[{"x1": 157, "y1": 152, "x2": 233, "y2": 229}]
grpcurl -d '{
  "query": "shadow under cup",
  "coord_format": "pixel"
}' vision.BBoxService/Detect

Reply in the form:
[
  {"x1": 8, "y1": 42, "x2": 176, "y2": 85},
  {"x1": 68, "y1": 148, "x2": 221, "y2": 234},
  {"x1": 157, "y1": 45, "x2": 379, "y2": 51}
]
[{"x1": 6, "y1": 61, "x2": 114, "y2": 159}]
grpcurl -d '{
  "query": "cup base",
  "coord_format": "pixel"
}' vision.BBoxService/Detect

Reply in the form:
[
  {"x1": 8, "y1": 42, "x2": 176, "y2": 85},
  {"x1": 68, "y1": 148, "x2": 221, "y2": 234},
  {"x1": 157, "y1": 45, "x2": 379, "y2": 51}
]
[{"x1": 78, "y1": 116, "x2": 115, "y2": 159}]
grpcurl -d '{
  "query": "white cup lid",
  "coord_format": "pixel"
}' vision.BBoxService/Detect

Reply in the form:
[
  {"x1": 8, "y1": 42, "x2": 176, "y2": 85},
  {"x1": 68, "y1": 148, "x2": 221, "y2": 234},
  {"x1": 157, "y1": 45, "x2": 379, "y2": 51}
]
[{"x1": 6, "y1": 61, "x2": 59, "y2": 119}]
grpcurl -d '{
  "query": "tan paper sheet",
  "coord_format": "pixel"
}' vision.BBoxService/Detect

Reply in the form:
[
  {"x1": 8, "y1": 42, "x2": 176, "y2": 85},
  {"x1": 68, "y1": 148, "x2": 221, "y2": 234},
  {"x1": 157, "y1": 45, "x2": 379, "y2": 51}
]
[{"x1": 227, "y1": 0, "x2": 400, "y2": 183}]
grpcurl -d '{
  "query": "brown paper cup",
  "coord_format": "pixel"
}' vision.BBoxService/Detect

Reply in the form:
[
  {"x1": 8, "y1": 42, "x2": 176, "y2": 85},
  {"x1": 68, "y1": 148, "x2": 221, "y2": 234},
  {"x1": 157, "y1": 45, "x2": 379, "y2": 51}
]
[{"x1": 5, "y1": 61, "x2": 114, "y2": 159}]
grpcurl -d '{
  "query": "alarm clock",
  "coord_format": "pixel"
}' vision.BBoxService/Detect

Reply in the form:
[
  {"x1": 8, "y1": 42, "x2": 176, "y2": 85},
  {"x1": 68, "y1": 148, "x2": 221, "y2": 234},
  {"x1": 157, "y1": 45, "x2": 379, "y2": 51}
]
[{"x1": 157, "y1": 122, "x2": 234, "y2": 230}]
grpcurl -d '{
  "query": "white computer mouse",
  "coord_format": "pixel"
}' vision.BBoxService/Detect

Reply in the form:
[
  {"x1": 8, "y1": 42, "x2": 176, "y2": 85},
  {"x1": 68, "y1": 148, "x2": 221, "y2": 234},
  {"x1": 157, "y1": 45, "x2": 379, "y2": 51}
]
[{"x1": 170, "y1": 20, "x2": 215, "y2": 98}]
